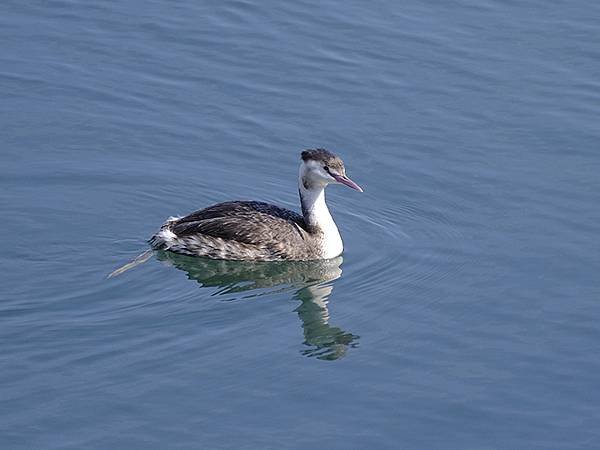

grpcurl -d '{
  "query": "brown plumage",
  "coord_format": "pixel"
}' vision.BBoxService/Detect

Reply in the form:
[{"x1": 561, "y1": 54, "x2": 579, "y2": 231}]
[{"x1": 150, "y1": 201, "x2": 322, "y2": 260}]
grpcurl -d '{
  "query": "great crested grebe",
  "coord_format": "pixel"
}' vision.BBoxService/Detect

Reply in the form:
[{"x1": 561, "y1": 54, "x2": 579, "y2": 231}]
[{"x1": 149, "y1": 149, "x2": 362, "y2": 261}]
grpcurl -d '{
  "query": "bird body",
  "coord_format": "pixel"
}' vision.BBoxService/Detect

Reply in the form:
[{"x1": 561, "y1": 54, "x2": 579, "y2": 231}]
[{"x1": 149, "y1": 149, "x2": 362, "y2": 261}]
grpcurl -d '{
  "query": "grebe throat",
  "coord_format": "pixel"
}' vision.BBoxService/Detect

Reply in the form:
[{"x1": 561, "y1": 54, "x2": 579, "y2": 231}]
[{"x1": 299, "y1": 175, "x2": 343, "y2": 258}]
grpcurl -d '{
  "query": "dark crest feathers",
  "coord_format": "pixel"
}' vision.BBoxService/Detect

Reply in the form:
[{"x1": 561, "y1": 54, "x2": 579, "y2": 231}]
[{"x1": 301, "y1": 148, "x2": 345, "y2": 172}]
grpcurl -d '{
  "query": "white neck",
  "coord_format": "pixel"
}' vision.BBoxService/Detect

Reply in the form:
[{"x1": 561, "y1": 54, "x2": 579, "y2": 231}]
[{"x1": 298, "y1": 175, "x2": 343, "y2": 258}]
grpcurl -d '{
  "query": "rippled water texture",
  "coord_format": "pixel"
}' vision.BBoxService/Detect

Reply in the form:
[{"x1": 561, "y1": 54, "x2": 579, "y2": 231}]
[{"x1": 2, "y1": 0, "x2": 600, "y2": 448}]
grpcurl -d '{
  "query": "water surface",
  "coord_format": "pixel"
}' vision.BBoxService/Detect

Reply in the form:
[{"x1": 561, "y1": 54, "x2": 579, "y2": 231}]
[{"x1": 2, "y1": 0, "x2": 600, "y2": 448}]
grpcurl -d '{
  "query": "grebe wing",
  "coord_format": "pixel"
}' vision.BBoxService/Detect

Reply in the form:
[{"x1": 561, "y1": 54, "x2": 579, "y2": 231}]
[{"x1": 170, "y1": 201, "x2": 308, "y2": 246}]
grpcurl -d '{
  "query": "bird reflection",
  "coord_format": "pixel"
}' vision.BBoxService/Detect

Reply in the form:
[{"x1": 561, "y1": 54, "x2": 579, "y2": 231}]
[{"x1": 156, "y1": 251, "x2": 359, "y2": 360}]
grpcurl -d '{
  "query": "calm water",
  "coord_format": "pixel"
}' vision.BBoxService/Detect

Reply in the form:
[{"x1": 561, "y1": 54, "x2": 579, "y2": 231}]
[{"x1": 2, "y1": 0, "x2": 600, "y2": 448}]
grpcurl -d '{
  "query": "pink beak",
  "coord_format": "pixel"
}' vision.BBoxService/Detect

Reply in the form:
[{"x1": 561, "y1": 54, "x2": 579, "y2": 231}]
[{"x1": 333, "y1": 174, "x2": 363, "y2": 192}]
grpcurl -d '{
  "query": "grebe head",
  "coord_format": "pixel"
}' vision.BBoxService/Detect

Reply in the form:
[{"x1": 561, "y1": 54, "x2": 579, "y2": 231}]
[{"x1": 300, "y1": 149, "x2": 363, "y2": 192}]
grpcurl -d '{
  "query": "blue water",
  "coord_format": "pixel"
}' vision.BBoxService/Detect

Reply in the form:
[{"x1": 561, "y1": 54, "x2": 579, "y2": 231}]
[{"x1": 2, "y1": 1, "x2": 600, "y2": 448}]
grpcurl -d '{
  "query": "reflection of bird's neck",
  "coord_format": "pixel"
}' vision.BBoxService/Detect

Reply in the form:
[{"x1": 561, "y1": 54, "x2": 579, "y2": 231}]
[
  {"x1": 304, "y1": 283, "x2": 333, "y2": 323},
  {"x1": 295, "y1": 279, "x2": 357, "y2": 361}
]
